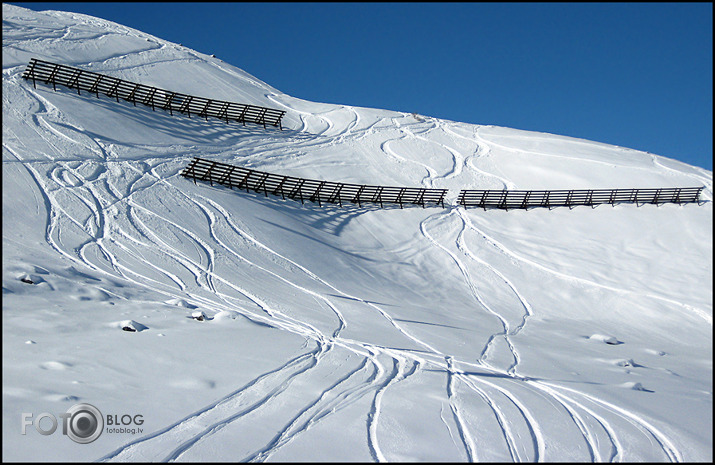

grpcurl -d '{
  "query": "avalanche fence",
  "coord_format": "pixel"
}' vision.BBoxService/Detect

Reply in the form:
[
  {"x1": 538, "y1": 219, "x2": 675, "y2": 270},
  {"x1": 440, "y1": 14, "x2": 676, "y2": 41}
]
[
  {"x1": 180, "y1": 158, "x2": 704, "y2": 210},
  {"x1": 457, "y1": 187, "x2": 705, "y2": 210},
  {"x1": 18, "y1": 57, "x2": 705, "y2": 211},
  {"x1": 180, "y1": 157, "x2": 448, "y2": 208},
  {"x1": 22, "y1": 58, "x2": 286, "y2": 130}
]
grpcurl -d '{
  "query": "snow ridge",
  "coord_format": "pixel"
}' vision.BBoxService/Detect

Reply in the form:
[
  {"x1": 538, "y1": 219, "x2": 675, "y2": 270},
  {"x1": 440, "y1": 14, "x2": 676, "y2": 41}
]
[{"x1": 2, "y1": 4, "x2": 711, "y2": 463}]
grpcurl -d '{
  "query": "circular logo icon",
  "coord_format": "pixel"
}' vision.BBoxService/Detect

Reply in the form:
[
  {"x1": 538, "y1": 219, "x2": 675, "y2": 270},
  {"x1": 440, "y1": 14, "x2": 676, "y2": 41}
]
[{"x1": 65, "y1": 403, "x2": 103, "y2": 444}]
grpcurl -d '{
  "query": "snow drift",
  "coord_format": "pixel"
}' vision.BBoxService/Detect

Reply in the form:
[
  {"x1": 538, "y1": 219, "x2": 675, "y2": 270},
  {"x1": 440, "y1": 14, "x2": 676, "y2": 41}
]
[{"x1": 2, "y1": 4, "x2": 712, "y2": 462}]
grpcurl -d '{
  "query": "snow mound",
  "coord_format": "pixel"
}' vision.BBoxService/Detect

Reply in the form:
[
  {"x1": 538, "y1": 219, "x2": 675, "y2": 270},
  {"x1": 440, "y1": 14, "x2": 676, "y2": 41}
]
[
  {"x1": 588, "y1": 333, "x2": 623, "y2": 345},
  {"x1": 112, "y1": 320, "x2": 149, "y2": 332},
  {"x1": 165, "y1": 298, "x2": 199, "y2": 309},
  {"x1": 2, "y1": 3, "x2": 711, "y2": 463},
  {"x1": 621, "y1": 381, "x2": 654, "y2": 392}
]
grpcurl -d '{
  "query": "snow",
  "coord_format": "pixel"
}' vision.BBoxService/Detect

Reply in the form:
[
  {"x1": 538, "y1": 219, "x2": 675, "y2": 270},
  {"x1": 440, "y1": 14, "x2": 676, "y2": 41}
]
[{"x1": 2, "y1": 3, "x2": 712, "y2": 462}]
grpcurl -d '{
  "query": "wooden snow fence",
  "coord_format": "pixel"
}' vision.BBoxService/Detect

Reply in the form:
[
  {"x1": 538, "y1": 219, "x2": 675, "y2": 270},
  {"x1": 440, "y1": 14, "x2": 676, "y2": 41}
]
[
  {"x1": 457, "y1": 187, "x2": 705, "y2": 210},
  {"x1": 180, "y1": 157, "x2": 448, "y2": 209},
  {"x1": 22, "y1": 58, "x2": 286, "y2": 130},
  {"x1": 181, "y1": 159, "x2": 704, "y2": 211}
]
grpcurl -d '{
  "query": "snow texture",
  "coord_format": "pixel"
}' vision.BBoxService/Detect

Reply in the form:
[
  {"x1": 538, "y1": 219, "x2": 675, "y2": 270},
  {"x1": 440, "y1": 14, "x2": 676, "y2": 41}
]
[{"x1": 2, "y1": 4, "x2": 712, "y2": 462}]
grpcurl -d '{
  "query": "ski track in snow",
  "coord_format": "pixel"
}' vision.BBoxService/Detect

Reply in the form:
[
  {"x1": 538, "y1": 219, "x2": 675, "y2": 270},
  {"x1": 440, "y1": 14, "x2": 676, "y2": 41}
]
[
  {"x1": 18, "y1": 124, "x2": 685, "y2": 463},
  {"x1": 460, "y1": 210, "x2": 712, "y2": 325},
  {"x1": 4, "y1": 43, "x2": 700, "y2": 461},
  {"x1": 15, "y1": 152, "x2": 424, "y2": 461},
  {"x1": 13, "y1": 136, "x2": 686, "y2": 464},
  {"x1": 98, "y1": 347, "x2": 325, "y2": 462}
]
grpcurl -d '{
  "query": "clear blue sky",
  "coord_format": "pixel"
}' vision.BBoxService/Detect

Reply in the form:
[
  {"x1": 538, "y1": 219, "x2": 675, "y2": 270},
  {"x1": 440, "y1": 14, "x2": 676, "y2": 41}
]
[{"x1": 12, "y1": 2, "x2": 713, "y2": 171}]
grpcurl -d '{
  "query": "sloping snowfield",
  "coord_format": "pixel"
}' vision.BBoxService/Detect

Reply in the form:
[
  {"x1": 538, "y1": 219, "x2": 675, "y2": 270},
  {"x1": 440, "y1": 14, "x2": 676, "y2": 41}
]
[{"x1": 2, "y1": 4, "x2": 712, "y2": 462}]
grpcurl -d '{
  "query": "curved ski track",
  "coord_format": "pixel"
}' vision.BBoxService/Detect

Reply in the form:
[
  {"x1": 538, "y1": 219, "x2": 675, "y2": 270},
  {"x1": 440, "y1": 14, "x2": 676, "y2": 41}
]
[{"x1": 5, "y1": 72, "x2": 692, "y2": 462}]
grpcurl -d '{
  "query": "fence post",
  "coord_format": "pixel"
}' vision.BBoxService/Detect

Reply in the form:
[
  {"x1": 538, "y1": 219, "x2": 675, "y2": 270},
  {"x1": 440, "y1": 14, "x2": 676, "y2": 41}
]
[
  {"x1": 236, "y1": 170, "x2": 253, "y2": 192},
  {"x1": 178, "y1": 96, "x2": 193, "y2": 118},
  {"x1": 498, "y1": 190, "x2": 508, "y2": 210},
  {"x1": 218, "y1": 165, "x2": 235, "y2": 188},
  {"x1": 371, "y1": 186, "x2": 384, "y2": 208},
  {"x1": 312, "y1": 181, "x2": 326, "y2": 206},
  {"x1": 144, "y1": 88, "x2": 157, "y2": 110},
  {"x1": 67, "y1": 69, "x2": 82, "y2": 95},
  {"x1": 274, "y1": 176, "x2": 287, "y2": 199},
  {"x1": 48, "y1": 63, "x2": 59, "y2": 91},
  {"x1": 457, "y1": 191, "x2": 467, "y2": 209},
  {"x1": 566, "y1": 190, "x2": 574, "y2": 209},
  {"x1": 521, "y1": 191, "x2": 531, "y2": 209},
  {"x1": 201, "y1": 161, "x2": 217, "y2": 185},
  {"x1": 395, "y1": 188, "x2": 406, "y2": 209},
  {"x1": 238, "y1": 106, "x2": 248, "y2": 126},
  {"x1": 258, "y1": 108, "x2": 268, "y2": 129},
  {"x1": 199, "y1": 100, "x2": 212, "y2": 121},
  {"x1": 127, "y1": 84, "x2": 140, "y2": 106},
  {"x1": 254, "y1": 173, "x2": 270, "y2": 196},
  {"x1": 416, "y1": 189, "x2": 426, "y2": 208},
  {"x1": 184, "y1": 158, "x2": 199, "y2": 184},
  {"x1": 288, "y1": 179, "x2": 306, "y2": 203},
  {"x1": 328, "y1": 184, "x2": 344, "y2": 206},
  {"x1": 27, "y1": 58, "x2": 38, "y2": 89},
  {"x1": 89, "y1": 74, "x2": 102, "y2": 98},
  {"x1": 107, "y1": 79, "x2": 120, "y2": 102},
  {"x1": 477, "y1": 191, "x2": 486, "y2": 210},
  {"x1": 164, "y1": 92, "x2": 176, "y2": 115}
]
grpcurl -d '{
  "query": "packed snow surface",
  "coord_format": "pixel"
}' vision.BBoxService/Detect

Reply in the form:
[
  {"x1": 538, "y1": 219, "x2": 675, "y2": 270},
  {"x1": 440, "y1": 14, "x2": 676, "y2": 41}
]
[{"x1": 2, "y1": 4, "x2": 712, "y2": 462}]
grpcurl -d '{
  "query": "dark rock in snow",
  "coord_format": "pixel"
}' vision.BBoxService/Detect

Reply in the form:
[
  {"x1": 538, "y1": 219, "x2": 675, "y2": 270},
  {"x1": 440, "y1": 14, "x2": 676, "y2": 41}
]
[
  {"x1": 118, "y1": 319, "x2": 148, "y2": 332},
  {"x1": 191, "y1": 310, "x2": 208, "y2": 321}
]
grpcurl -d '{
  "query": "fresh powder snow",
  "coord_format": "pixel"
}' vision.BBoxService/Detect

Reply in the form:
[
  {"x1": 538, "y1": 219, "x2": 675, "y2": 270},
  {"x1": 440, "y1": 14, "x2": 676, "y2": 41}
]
[{"x1": 2, "y1": 4, "x2": 712, "y2": 462}]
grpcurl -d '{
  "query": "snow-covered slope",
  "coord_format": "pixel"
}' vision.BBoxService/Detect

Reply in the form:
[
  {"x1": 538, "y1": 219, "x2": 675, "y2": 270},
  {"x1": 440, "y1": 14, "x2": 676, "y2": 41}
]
[{"x1": 3, "y1": 4, "x2": 712, "y2": 462}]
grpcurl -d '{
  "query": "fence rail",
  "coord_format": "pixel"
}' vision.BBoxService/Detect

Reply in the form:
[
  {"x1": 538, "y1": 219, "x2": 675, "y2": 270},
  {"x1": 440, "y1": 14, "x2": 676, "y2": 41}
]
[
  {"x1": 457, "y1": 187, "x2": 704, "y2": 210},
  {"x1": 22, "y1": 58, "x2": 286, "y2": 130},
  {"x1": 180, "y1": 157, "x2": 448, "y2": 208}
]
